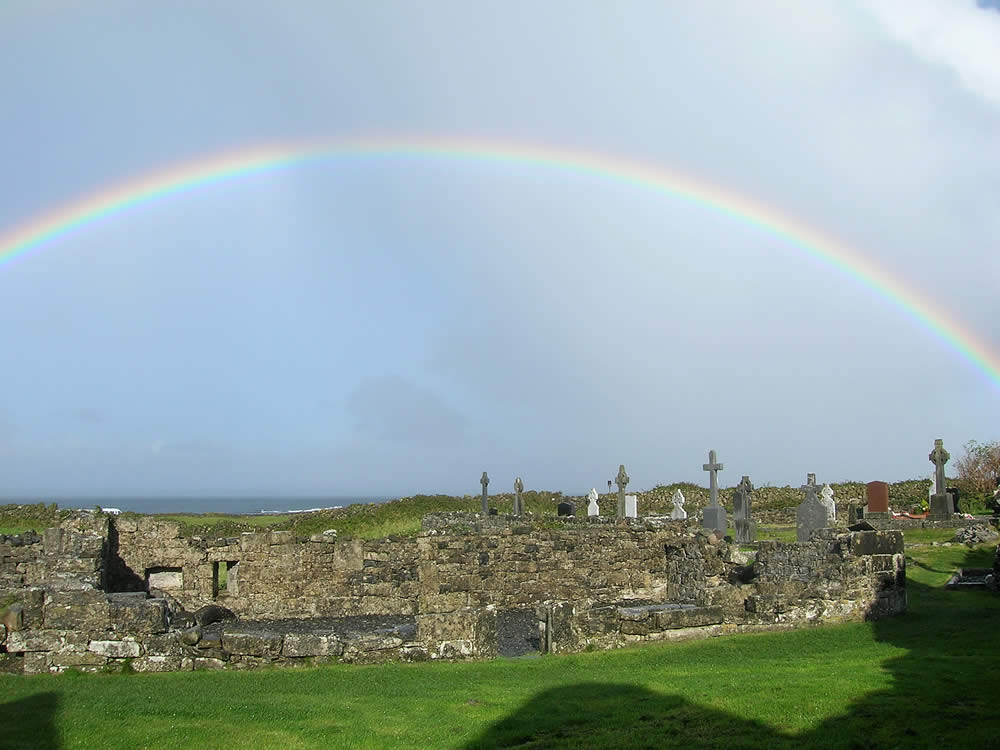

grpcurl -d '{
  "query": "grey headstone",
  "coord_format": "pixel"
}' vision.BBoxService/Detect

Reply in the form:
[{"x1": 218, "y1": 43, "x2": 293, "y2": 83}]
[
  {"x1": 615, "y1": 464, "x2": 630, "y2": 521},
  {"x1": 796, "y1": 474, "x2": 832, "y2": 542},
  {"x1": 514, "y1": 477, "x2": 524, "y2": 517},
  {"x1": 928, "y1": 439, "x2": 954, "y2": 520},
  {"x1": 557, "y1": 501, "x2": 576, "y2": 517},
  {"x1": 701, "y1": 450, "x2": 726, "y2": 534},
  {"x1": 480, "y1": 471, "x2": 490, "y2": 515},
  {"x1": 733, "y1": 475, "x2": 756, "y2": 544},
  {"x1": 929, "y1": 439, "x2": 950, "y2": 496}
]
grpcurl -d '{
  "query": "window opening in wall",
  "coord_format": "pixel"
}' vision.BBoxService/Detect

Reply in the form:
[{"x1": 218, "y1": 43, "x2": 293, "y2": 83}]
[
  {"x1": 212, "y1": 561, "x2": 239, "y2": 598},
  {"x1": 146, "y1": 566, "x2": 184, "y2": 591}
]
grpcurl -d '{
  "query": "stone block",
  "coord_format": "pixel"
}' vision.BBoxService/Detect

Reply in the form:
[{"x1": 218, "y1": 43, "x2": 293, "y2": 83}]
[
  {"x1": 49, "y1": 650, "x2": 106, "y2": 670},
  {"x1": 221, "y1": 629, "x2": 283, "y2": 657},
  {"x1": 43, "y1": 528, "x2": 64, "y2": 555},
  {"x1": 144, "y1": 634, "x2": 183, "y2": 656},
  {"x1": 2, "y1": 603, "x2": 24, "y2": 632},
  {"x1": 281, "y1": 633, "x2": 345, "y2": 658},
  {"x1": 848, "y1": 531, "x2": 903, "y2": 556},
  {"x1": 23, "y1": 652, "x2": 51, "y2": 674},
  {"x1": 192, "y1": 657, "x2": 227, "y2": 670},
  {"x1": 147, "y1": 569, "x2": 183, "y2": 590},
  {"x1": 268, "y1": 531, "x2": 294, "y2": 546},
  {"x1": 43, "y1": 590, "x2": 109, "y2": 631},
  {"x1": 6, "y1": 630, "x2": 64, "y2": 652},
  {"x1": 653, "y1": 606, "x2": 724, "y2": 630},
  {"x1": 110, "y1": 596, "x2": 168, "y2": 634},
  {"x1": 88, "y1": 639, "x2": 142, "y2": 658},
  {"x1": 132, "y1": 655, "x2": 183, "y2": 672},
  {"x1": 928, "y1": 494, "x2": 954, "y2": 521}
]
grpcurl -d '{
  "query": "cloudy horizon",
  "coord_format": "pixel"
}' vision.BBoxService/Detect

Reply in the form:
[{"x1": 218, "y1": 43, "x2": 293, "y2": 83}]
[{"x1": 1, "y1": 2, "x2": 997, "y2": 503}]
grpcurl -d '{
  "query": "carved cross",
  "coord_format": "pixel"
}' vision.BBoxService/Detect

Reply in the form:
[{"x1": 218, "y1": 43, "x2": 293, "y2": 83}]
[
  {"x1": 480, "y1": 471, "x2": 490, "y2": 515},
  {"x1": 702, "y1": 450, "x2": 724, "y2": 508},
  {"x1": 616, "y1": 464, "x2": 630, "y2": 520},
  {"x1": 514, "y1": 476, "x2": 524, "y2": 516},
  {"x1": 928, "y1": 439, "x2": 950, "y2": 496}
]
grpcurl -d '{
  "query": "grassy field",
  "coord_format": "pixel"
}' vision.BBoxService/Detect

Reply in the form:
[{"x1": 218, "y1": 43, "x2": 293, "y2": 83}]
[{"x1": 1, "y1": 532, "x2": 997, "y2": 749}]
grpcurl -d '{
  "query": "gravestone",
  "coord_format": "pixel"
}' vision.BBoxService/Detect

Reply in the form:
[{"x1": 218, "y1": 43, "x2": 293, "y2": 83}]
[
  {"x1": 701, "y1": 450, "x2": 726, "y2": 535},
  {"x1": 820, "y1": 484, "x2": 836, "y2": 521},
  {"x1": 670, "y1": 489, "x2": 687, "y2": 520},
  {"x1": 796, "y1": 474, "x2": 831, "y2": 542},
  {"x1": 625, "y1": 494, "x2": 638, "y2": 518},
  {"x1": 480, "y1": 472, "x2": 490, "y2": 515},
  {"x1": 587, "y1": 488, "x2": 600, "y2": 517},
  {"x1": 557, "y1": 501, "x2": 576, "y2": 517},
  {"x1": 946, "y1": 486, "x2": 962, "y2": 515},
  {"x1": 733, "y1": 475, "x2": 756, "y2": 544},
  {"x1": 928, "y1": 439, "x2": 954, "y2": 520},
  {"x1": 866, "y1": 481, "x2": 889, "y2": 519},
  {"x1": 615, "y1": 464, "x2": 630, "y2": 521},
  {"x1": 514, "y1": 477, "x2": 524, "y2": 517}
]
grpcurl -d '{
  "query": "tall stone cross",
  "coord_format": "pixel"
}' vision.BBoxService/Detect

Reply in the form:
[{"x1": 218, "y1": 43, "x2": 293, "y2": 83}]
[
  {"x1": 480, "y1": 471, "x2": 490, "y2": 515},
  {"x1": 615, "y1": 464, "x2": 630, "y2": 520},
  {"x1": 514, "y1": 476, "x2": 524, "y2": 517},
  {"x1": 702, "y1": 450, "x2": 724, "y2": 507},
  {"x1": 929, "y1": 439, "x2": 950, "y2": 496}
]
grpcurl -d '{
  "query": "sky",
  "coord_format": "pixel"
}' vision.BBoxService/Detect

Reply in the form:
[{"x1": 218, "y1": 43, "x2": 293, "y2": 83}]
[{"x1": 0, "y1": 1, "x2": 998, "y2": 503}]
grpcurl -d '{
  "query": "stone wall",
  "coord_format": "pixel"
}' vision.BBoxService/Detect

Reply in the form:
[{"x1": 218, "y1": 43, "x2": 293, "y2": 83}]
[{"x1": 0, "y1": 513, "x2": 906, "y2": 674}]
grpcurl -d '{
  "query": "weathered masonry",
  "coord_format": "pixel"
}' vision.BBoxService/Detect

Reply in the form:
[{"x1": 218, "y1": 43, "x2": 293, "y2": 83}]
[{"x1": 0, "y1": 512, "x2": 905, "y2": 673}]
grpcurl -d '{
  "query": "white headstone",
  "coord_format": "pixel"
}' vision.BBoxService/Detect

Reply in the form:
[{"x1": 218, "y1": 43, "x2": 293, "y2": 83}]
[
  {"x1": 587, "y1": 488, "x2": 600, "y2": 517},
  {"x1": 670, "y1": 489, "x2": 687, "y2": 520},
  {"x1": 625, "y1": 494, "x2": 638, "y2": 518},
  {"x1": 820, "y1": 484, "x2": 836, "y2": 521}
]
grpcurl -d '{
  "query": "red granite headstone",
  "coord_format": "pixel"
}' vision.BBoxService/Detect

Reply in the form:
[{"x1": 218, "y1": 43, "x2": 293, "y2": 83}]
[{"x1": 866, "y1": 481, "x2": 889, "y2": 514}]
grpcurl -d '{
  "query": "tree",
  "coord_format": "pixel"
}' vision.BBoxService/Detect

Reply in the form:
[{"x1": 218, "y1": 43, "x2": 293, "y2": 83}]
[{"x1": 954, "y1": 439, "x2": 1000, "y2": 496}]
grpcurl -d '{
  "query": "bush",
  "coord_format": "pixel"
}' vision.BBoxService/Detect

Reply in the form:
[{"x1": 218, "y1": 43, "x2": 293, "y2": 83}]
[{"x1": 954, "y1": 440, "x2": 1000, "y2": 497}]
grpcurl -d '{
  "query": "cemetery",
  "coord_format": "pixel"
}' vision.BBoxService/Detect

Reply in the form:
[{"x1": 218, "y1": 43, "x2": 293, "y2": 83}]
[{"x1": 11, "y1": 444, "x2": 987, "y2": 675}]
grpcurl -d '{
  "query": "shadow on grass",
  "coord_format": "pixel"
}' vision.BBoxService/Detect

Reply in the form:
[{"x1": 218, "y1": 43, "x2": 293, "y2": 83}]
[
  {"x1": 0, "y1": 691, "x2": 60, "y2": 750},
  {"x1": 462, "y1": 546, "x2": 1000, "y2": 749}
]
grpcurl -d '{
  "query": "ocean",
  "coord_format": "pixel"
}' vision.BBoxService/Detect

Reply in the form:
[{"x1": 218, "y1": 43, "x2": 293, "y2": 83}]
[{"x1": 5, "y1": 496, "x2": 397, "y2": 516}]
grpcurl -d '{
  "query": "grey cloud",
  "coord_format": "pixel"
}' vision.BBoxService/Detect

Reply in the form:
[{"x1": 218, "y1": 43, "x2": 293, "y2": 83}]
[{"x1": 347, "y1": 376, "x2": 467, "y2": 444}]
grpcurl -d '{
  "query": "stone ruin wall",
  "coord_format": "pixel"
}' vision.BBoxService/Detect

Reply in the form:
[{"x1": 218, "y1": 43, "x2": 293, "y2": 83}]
[{"x1": 0, "y1": 513, "x2": 906, "y2": 674}]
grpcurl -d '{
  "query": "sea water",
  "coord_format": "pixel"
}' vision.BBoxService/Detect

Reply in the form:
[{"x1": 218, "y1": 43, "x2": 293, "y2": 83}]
[{"x1": 6, "y1": 496, "x2": 395, "y2": 515}]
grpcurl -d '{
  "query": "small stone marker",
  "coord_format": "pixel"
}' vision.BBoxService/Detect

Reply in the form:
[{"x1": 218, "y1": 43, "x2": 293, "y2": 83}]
[
  {"x1": 820, "y1": 483, "x2": 836, "y2": 521},
  {"x1": 480, "y1": 472, "x2": 490, "y2": 515},
  {"x1": 670, "y1": 489, "x2": 687, "y2": 520},
  {"x1": 587, "y1": 488, "x2": 600, "y2": 516},
  {"x1": 616, "y1": 464, "x2": 630, "y2": 521},
  {"x1": 625, "y1": 494, "x2": 638, "y2": 518},
  {"x1": 928, "y1": 439, "x2": 954, "y2": 520},
  {"x1": 514, "y1": 477, "x2": 524, "y2": 517},
  {"x1": 701, "y1": 450, "x2": 726, "y2": 535},
  {"x1": 866, "y1": 481, "x2": 889, "y2": 518},
  {"x1": 557, "y1": 501, "x2": 576, "y2": 517},
  {"x1": 733, "y1": 475, "x2": 756, "y2": 544},
  {"x1": 796, "y1": 473, "x2": 831, "y2": 542}
]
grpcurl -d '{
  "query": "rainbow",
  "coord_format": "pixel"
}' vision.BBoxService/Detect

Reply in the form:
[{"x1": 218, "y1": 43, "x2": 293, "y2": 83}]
[{"x1": 1, "y1": 135, "x2": 998, "y2": 388}]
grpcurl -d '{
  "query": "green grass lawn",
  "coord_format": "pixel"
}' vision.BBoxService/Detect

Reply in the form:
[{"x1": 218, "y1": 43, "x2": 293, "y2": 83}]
[{"x1": 2, "y1": 533, "x2": 998, "y2": 749}]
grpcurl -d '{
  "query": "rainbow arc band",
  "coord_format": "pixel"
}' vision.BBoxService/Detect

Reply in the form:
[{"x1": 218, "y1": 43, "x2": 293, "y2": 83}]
[{"x1": 1, "y1": 136, "x2": 997, "y2": 389}]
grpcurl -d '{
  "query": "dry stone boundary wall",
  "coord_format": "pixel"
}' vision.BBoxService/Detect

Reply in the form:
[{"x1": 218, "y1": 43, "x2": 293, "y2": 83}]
[{"x1": 0, "y1": 512, "x2": 905, "y2": 674}]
